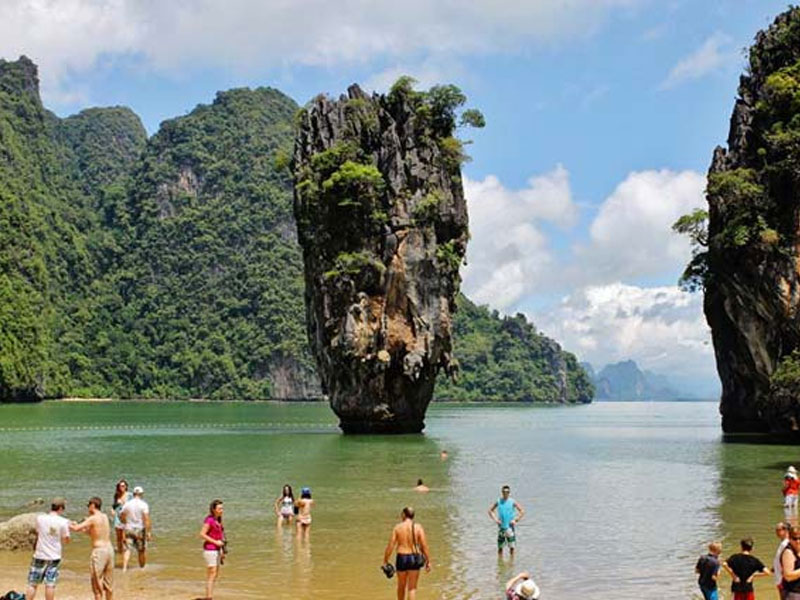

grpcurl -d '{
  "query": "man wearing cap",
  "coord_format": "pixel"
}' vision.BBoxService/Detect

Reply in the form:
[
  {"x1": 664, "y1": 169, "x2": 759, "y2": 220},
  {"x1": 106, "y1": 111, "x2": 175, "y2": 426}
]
[
  {"x1": 488, "y1": 485, "x2": 526, "y2": 556},
  {"x1": 120, "y1": 486, "x2": 151, "y2": 571},
  {"x1": 505, "y1": 571, "x2": 540, "y2": 600},
  {"x1": 25, "y1": 497, "x2": 70, "y2": 600}
]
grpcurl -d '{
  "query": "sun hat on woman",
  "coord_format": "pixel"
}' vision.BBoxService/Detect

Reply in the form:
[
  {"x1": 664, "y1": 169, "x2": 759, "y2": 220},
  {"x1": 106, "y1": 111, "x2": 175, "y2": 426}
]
[{"x1": 515, "y1": 578, "x2": 540, "y2": 600}]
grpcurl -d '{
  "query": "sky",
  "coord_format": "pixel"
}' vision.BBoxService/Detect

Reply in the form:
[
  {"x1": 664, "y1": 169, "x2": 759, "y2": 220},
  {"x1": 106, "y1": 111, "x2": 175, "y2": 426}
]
[{"x1": 2, "y1": 0, "x2": 792, "y2": 396}]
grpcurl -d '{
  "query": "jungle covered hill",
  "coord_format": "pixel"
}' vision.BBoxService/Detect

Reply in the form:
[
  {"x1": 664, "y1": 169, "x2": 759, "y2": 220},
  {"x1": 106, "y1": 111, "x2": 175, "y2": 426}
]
[{"x1": 0, "y1": 56, "x2": 593, "y2": 404}]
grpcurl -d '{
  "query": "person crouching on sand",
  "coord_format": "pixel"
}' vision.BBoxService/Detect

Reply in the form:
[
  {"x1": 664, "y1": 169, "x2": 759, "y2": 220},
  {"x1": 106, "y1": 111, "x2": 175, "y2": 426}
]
[
  {"x1": 71, "y1": 497, "x2": 114, "y2": 600},
  {"x1": 199, "y1": 499, "x2": 226, "y2": 600},
  {"x1": 505, "y1": 571, "x2": 540, "y2": 600}
]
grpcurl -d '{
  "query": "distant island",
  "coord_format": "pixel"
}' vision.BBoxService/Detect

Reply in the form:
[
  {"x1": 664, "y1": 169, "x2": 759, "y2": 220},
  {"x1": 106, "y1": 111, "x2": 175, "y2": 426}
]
[{"x1": 582, "y1": 360, "x2": 713, "y2": 401}]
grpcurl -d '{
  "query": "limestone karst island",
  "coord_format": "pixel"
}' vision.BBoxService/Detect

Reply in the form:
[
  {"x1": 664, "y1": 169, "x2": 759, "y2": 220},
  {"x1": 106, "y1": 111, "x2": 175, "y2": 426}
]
[{"x1": 2, "y1": 3, "x2": 800, "y2": 599}]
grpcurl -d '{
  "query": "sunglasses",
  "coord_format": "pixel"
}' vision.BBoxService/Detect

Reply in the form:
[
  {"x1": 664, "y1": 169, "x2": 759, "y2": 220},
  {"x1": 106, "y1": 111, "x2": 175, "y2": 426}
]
[{"x1": 791, "y1": 537, "x2": 800, "y2": 541}]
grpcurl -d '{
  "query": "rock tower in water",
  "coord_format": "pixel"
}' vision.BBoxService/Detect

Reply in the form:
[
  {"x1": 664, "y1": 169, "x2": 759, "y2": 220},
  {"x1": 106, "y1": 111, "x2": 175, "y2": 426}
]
[{"x1": 293, "y1": 80, "x2": 482, "y2": 433}]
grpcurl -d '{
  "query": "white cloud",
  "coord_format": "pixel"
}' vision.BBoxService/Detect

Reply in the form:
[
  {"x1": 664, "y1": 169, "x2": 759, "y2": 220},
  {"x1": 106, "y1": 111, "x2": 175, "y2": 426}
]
[
  {"x1": 534, "y1": 282, "x2": 716, "y2": 386},
  {"x1": 461, "y1": 166, "x2": 578, "y2": 308},
  {"x1": 0, "y1": 0, "x2": 643, "y2": 104},
  {"x1": 461, "y1": 166, "x2": 714, "y2": 387},
  {"x1": 578, "y1": 169, "x2": 706, "y2": 283},
  {"x1": 660, "y1": 32, "x2": 733, "y2": 90}
]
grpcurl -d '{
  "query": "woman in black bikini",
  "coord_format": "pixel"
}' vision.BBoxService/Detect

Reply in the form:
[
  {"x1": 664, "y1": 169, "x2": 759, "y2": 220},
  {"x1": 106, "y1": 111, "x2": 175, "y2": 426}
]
[{"x1": 382, "y1": 506, "x2": 431, "y2": 600}]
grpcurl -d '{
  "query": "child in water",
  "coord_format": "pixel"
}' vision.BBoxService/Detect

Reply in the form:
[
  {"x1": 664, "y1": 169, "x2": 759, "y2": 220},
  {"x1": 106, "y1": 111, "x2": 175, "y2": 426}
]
[{"x1": 295, "y1": 487, "x2": 314, "y2": 538}]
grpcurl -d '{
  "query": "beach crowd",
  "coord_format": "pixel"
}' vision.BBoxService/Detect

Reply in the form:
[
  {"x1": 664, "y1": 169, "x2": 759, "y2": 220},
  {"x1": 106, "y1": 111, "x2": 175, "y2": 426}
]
[
  {"x1": 695, "y1": 465, "x2": 800, "y2": 600},
  {"x1": 11, "y1": 472, "x2": 541, "y2": 600}
]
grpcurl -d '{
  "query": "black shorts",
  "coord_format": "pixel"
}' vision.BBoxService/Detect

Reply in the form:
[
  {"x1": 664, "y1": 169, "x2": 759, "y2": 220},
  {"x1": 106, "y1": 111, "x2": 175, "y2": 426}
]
[{"x1": 396, "y1": 553, "x2": 422, "y2": 572}]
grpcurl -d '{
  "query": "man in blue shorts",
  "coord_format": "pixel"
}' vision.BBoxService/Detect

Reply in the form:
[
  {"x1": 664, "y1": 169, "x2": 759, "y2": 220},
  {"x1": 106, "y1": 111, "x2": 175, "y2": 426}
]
[
  {"x1": 488, "y1": 485, "x2": 526, "y2": 556},
  {"x1": 25, "y1": 497, "x2": 71, "y2": 600},
  {"x1": 695, "y1": 541, "x2": 722, "y2": 600}
]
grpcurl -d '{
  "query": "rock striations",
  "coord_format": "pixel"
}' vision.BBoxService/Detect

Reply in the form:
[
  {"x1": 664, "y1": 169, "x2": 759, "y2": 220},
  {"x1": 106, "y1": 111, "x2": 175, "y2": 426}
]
[
  {"x1": 293, "y1": 82, "x2": 474, "y2": 432},
  {"x1": 702, "y1": 8, "x2": 800, "y2": 433}
]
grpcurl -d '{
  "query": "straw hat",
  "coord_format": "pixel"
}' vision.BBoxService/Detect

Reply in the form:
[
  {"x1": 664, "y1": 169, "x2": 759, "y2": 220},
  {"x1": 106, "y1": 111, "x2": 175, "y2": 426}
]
[{"x1": 515, "y1": 579, "x2": 540, "y2": 600}]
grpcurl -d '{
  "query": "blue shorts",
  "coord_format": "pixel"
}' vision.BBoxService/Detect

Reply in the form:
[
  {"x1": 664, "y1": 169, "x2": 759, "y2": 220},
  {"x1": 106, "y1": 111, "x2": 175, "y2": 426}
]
[
  {"x1": 700, "y1": 587, "x2": 718, "y2": 600},
  {"x1": 28, "y1": 558, "x2": 61, "y2": 586}
]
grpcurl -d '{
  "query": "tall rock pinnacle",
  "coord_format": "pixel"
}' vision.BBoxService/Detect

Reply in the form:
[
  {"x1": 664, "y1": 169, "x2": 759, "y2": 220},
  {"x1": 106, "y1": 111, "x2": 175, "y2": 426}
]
[
  {"x1": 293, "y1": 81, "x2": 479, "y2": 433},
  {"x1": 694, "y1": 8, "x2": 800, "y2": 433}
]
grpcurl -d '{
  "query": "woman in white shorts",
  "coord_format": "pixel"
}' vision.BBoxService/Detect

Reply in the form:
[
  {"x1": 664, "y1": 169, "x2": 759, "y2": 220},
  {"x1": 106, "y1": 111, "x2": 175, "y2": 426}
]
[{"x1": 199, "y1": 499, "x2": 225, "y2": 599}]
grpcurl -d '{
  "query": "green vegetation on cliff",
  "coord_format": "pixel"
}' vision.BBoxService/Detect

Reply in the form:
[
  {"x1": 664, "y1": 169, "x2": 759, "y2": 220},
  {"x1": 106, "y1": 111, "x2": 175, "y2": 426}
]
[
  {"x1": 0, "y1": 56, "x2": 147, "y2": 401},
  {"x1": 435, "y1": 295, "x2": 593, "y2": 403},
  {"x1": 0, "y1": 57, "x2": 592, "y2": 403},
  {"x1": 73, "y1": 87, "x2": 316, "y2": 399}
]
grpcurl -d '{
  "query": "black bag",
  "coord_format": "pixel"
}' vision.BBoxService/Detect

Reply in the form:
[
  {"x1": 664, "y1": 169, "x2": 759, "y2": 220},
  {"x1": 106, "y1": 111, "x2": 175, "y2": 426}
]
[
  {"x1": 2, "y1": 591, "x2": 26, "y2": 600},
  {"x1": 411, "y1": 523, "x2": 427, "y2": 569}
]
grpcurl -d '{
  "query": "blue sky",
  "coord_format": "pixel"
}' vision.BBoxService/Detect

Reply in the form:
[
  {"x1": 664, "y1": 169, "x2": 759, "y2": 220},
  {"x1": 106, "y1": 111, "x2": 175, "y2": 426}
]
[{"x1": 2, "y1": 0, "x2": 792, "y2": 394}]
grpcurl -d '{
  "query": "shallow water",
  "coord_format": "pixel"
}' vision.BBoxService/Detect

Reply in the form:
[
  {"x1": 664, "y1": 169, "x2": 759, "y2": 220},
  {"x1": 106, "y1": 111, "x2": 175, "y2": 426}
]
[{"x1": 0, "y1": 400, "x2": 793, "y2": 599}]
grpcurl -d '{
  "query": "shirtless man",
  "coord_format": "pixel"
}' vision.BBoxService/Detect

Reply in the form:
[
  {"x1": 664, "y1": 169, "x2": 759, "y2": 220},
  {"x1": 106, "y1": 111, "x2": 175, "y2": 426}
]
[
  {"x1": 383, "y1": 507, "x2": 432, "y2": 600},
  {"x1": 70, "y1": 497, "x2": 113, "y2": 600},
  {"x1": 414, "y1": 479, "x2": 430, "y2": 493}
]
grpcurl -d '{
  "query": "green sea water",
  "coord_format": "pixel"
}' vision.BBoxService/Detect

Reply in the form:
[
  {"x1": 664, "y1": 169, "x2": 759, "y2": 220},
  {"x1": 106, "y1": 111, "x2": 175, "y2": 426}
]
[{"x1": 0, "y1": 401, "x2": 793, "y2": 598}]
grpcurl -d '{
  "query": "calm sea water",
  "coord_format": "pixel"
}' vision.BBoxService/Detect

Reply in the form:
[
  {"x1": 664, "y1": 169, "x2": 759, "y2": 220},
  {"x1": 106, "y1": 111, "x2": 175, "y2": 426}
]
[{"x1": 0, "y1": 401, "x2": 793, "y2": 599}]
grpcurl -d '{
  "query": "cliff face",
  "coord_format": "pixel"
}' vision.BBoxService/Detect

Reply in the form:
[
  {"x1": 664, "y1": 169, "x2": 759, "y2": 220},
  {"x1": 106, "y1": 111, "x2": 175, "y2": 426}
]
[
  {"x1": 91, "y1": 87, "x2": 321, "y2": 400},
  {"x1": 704, "y1": 8, "x2": 800, "y2": 432},
  {"x1": 0, "y1": 57, "x2": 146, "y2": 401},
  {"x1": 293, "y1": 83, "x2": 471, "y2": 432}
]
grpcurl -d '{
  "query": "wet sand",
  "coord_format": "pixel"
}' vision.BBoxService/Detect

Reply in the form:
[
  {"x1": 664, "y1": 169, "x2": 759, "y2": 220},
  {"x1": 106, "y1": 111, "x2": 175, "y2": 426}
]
[{"x1": 0, "y1": 553, "x2": 210, "y2": 600}]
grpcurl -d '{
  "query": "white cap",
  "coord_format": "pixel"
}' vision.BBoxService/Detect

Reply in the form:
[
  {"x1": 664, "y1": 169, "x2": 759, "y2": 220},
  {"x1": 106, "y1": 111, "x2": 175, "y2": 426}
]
[{"x1": 133, "y1": 486, "x2": 144, "y2": 494}]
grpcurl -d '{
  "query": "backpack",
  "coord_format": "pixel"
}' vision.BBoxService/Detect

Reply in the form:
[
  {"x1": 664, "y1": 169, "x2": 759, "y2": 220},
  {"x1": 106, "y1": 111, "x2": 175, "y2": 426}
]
[{"x1": 2, "y1": 592, "x2": 26, "y2": 600}]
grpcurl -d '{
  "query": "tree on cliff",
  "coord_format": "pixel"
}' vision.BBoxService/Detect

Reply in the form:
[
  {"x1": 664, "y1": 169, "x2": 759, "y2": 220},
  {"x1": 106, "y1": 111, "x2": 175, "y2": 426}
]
[{"x1": 674, "y1": 7, "x2": 800, "y2": 432}]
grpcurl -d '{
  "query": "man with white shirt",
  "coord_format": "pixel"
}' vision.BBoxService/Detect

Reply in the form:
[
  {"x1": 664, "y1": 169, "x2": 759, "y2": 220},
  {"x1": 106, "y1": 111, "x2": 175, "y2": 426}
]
[
  {"x1": 25, "y1": 498, "x2": 70, "y2": 600},
  {"x1": 775, "y1": 522, "x2": 791, "y2": 600},
  {"x1": 120, "y1": 486, "x2": 151, "y2": 572}
]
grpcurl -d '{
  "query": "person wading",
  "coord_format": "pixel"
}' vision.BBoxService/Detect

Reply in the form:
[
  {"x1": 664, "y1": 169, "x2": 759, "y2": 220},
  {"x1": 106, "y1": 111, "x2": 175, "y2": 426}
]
[
  {"x1": 199, "y1": 499, "x2": 226, "y2": 600},
  {"x1": 723, "y1": 537, "x2": 770, "y2": 600},
  {"x1": 70, "y1": 497, "x2": 114, "y2": 600},
  {"x1": 383, "y1": 506, "x2": 431, "y2": 600}
]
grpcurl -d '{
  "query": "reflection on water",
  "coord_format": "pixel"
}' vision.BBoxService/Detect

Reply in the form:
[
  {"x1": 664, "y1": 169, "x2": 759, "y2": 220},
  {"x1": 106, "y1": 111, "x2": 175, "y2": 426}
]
[{"x1": 0, "y1": 400, "x2": 793, "y2": 598}]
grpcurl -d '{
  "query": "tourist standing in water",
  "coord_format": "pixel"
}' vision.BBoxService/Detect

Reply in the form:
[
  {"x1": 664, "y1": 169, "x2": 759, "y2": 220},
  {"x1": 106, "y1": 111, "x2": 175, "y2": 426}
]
[
  {"x1": 199, "y1": 499, "x2": 226, "y2": 600},
  {"x1": 383, "y1": 506, "x2": 431, "y2": 600},
  {"x1": 274, "y1": 484, "x2": 295, "y2": 526},
  {"x1": 70, "y1": 497, "x2": 114, "y2": 600},
  {"x1": 110, "y1": 479, "x2": 131, "y2": 558},
  {"x1": 488, "y1": 485, "x2": 526, "y2": 556},
  {"x1": 723, "y1": 537, "x2": 770, "y2": 600},
  {"x1": 781, "y1": 526, "x2": 800, "y2": 600},
  {"x1": 504, "y1": 571, "x2": 541, "y2": 600},
  {"x1": 25, "y1": 498, "x2": 70, "y2": 600},
  {"x1": 120, "y1": 486, "x2": 151, "y2": 572},
  {"x1": 786, "y1": 467, "x2": 799, "y2": 515},
  {"x1": 695, "y1": 541, "x2": 722, "y2": 600},
  {"x1": 775, "y1": 523, "x2": 791, "y2": 599},
  {"x1": 295, "y1": 487, "x2": 314, "y2": 538}
]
